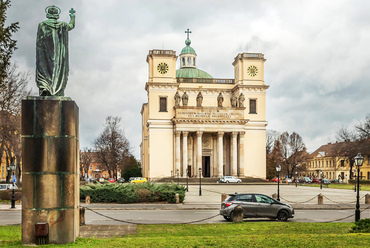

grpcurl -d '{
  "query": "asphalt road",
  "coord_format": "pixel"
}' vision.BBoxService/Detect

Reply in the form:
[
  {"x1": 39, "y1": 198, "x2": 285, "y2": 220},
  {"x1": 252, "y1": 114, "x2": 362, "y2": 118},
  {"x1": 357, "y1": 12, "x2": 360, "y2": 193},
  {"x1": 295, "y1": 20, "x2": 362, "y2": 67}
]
[{"x1": 1, "y1": 209, "x2": 370, "y2": 226}]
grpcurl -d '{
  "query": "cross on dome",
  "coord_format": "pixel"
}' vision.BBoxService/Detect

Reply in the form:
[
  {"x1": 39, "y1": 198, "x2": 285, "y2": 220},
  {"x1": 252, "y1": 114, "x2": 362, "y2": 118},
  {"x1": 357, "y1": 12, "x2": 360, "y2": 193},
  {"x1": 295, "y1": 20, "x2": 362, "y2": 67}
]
[{"x1": 185, "y1": 28, "x2": 192, "y2": 39}]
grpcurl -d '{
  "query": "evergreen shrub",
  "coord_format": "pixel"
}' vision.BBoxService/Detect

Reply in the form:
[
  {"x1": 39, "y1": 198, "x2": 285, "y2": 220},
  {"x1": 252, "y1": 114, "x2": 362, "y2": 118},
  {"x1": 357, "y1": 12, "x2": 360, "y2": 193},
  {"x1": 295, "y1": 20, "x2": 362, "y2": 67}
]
[
  {"x1": 80, "y1": 182, "x2": 186, "y2": 204},
  {"x1": 351, "y1": 218, "x2": 370, "y2": 233}
]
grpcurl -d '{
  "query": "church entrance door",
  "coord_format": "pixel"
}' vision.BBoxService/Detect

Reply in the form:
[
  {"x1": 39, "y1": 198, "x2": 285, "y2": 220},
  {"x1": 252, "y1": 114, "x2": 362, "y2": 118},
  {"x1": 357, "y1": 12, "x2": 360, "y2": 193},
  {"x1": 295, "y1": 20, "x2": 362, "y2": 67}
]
[{"x1": 202, "y1": 156, "x2": 211, "y2": 177}]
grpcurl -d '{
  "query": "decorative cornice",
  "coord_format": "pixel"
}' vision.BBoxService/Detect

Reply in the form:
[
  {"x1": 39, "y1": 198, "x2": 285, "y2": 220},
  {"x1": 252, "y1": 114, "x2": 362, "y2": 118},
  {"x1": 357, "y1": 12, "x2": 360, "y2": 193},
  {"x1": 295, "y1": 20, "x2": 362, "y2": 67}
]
[{"x1": 172, "y1": 118, "x2": 248, "y2": 124}]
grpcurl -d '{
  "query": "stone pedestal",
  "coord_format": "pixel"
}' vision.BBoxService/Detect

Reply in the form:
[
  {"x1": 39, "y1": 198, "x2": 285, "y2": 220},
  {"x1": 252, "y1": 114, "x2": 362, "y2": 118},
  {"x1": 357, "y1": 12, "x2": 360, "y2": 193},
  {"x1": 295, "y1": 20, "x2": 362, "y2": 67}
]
[{"x1": 21, "y1": 96, "x2": 79, "y2": 245}]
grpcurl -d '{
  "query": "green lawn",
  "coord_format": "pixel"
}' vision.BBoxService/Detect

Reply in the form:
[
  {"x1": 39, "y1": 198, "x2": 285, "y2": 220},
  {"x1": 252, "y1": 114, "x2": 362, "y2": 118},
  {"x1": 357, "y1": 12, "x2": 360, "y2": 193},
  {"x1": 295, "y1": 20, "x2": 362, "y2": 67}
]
[
  {"x1": 1, "y1": 222, "x2": 370, "y2": 247},
  {"x1": 302, "y1": 183, "x2": 370, "y2": 191}
]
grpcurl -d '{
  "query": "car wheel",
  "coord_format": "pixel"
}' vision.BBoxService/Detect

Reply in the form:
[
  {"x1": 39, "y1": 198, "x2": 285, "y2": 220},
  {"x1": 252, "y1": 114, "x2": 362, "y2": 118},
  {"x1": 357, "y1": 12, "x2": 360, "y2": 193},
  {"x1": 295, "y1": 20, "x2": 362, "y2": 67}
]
[
  {"x1": 226, "y1": 181, "x2": 229, "y2": 183},
  {"x1": 230, "y1": 211, "x2": 234, "y2": 222},
  {"x1": 277, "y1": 210, "x2": 289, "y2": 221},
  {"x1": 237, "y1": 180, "x2": 241, "y2": 183},
  {"x1": 223, "y1": 216, "x2": 231, "y2": 221}
]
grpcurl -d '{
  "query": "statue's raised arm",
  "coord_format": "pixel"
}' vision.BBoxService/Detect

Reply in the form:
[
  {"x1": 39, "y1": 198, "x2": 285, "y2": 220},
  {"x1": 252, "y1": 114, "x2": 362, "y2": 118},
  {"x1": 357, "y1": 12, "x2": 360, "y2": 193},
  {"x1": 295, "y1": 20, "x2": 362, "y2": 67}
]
[{"x1": 36, "y1": 5, "x2": 76, "y2": 97}]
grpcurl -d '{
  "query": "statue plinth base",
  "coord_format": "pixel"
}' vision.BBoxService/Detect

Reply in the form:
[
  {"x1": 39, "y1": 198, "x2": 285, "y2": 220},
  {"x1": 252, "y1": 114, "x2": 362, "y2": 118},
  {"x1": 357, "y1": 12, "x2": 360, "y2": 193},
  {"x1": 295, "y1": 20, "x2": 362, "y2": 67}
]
[{"x1": 21, "y1": 96, "x2": 79, "y2": 244}]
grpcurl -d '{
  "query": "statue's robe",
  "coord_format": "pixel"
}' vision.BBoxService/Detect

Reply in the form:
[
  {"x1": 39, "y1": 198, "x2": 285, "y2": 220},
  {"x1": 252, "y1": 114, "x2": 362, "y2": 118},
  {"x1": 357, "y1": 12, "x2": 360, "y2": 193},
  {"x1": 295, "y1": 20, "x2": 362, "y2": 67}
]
[{"x1": 36, "y1": 19, "x2": 73, "y2": 96}]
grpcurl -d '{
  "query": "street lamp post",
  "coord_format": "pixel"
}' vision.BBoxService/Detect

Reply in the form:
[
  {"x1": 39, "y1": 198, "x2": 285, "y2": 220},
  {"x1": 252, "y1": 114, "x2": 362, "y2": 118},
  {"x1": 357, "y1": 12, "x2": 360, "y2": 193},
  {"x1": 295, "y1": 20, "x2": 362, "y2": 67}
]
[
  {"x1": 354, "y1": 153, "x2": 363, "y2": 222},
  {"x1": 171, "y1": 170, "x2": 173, "y2": 178},
  {"x1": 9, "y1": 162, "x2": 16, "y2": 209},
  {"x1": 295, "y1": 171, "x2": 298, "y2": 187},
  {"x1": 199, "y1": 168, "x2": 202, "y2": 196},
  {"x1": 186, "y1": 168, "x2": 189, "y2": 192},
  {"x1": 177, "y1": 169, "x2": 179, "y2": 185},
  {"x1": 354, "y1": 170, "x2": 357, "y2": 192},
  {"x1": 320, "y1": 170, "x2": 323, "y2": 189},
  {"x1": 276, "y1": 164, "x2": 281, "y2": 201}
]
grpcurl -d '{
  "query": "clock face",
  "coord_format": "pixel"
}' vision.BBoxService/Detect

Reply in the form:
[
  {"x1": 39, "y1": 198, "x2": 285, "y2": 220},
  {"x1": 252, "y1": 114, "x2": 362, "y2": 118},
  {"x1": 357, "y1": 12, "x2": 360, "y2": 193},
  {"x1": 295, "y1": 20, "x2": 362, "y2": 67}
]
[
  {"x1": 157, "y1": 62, "x2": 169, "y2": 74},
  {"x1": 247, "y1": 65, "x2": 258, "y2": 77}
]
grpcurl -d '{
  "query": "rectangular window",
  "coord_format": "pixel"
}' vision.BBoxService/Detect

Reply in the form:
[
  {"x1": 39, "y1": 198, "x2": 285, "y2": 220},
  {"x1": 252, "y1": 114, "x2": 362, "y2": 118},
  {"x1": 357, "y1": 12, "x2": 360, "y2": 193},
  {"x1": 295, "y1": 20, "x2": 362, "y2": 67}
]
[
  {"x1": 89, "y1": 166, "x2": 92, "y2": 170},
  {"x1": 249, "y1": 99, "x2": 257, "y2": 114},
  {"x1": 159, "y1": 97, "x2": 167, "y2": 112},
  {"x1": 340, "y1": 160, "x2": 345, "y2": 167}
]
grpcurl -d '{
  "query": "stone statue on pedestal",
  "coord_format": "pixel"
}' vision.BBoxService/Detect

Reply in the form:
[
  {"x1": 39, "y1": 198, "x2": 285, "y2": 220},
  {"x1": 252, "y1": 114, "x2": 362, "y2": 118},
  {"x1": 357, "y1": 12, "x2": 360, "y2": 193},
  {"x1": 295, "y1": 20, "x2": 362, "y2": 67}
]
[
  {"x1": 217, "y1": 93, "x2": 224, "y2": 107},
  {"x1": 230, "y1": 93, "x2": 237, "y2": 107},
  {"x1": 196, "y1": 92, "x2": 203, "y2": 107},
  {"x1": 36, "y1": 5, "x2": 75, "y2": 96},
  {"x1": 238, "y1": 93, "x2": 245, "y2": 107},
  {"x1": 182, "y1": 92, "x2": 189, "y2": 106},
  {"x1": 174, "y1": 91, "x2": 181, "y2": 107}
]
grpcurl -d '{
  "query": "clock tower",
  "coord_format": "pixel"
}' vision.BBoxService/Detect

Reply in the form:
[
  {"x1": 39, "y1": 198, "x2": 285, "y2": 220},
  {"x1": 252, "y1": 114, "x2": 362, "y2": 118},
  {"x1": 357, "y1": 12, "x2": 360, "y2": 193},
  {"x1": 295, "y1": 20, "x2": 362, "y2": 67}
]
[
  {"x1": 146, "y1": 50, "x2": 177, "y2": 83},
  {"x1": 232, "y1": 53, "x2": 266, "y2": 86}
]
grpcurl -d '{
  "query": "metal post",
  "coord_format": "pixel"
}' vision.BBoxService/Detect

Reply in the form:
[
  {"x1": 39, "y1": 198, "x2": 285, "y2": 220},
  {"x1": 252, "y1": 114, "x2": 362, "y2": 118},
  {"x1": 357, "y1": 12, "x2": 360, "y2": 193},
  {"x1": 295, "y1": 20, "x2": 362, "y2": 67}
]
[
  {"x1": 177, "y1": 169, "x2": 179, "y2": 185},
  {"x1": 199, "y1": 168, "x2": 202, "y2": 196},
  {"x1": 355, "y1": 168, "x2": 361, "y2": 222},
  {"x1": 11, "y1": 172, "x2": 15, "y2": 209},
  {"x1": 295, "y1": 171, "x2": 298, "y2": 187},
  {"x1": 186, "y1": 168, "x2": 188, "y2": 192},
  {"x1": 277, "y1": 172, "x2": 280, "y2": 201}
]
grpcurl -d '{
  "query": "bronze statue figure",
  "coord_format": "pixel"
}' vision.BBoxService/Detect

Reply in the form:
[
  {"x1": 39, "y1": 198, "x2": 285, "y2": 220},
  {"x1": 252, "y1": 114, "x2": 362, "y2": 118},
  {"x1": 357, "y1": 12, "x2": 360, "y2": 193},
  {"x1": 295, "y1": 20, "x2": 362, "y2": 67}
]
[{"x1": 36, "y1": 5, "x2": 75, "y2": 96}]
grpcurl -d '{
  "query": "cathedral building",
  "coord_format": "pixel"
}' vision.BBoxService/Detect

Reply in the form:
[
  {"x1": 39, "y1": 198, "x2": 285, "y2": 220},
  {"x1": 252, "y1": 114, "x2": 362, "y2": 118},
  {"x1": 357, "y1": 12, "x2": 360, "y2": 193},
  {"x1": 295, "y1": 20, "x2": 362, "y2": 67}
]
[{"x1": 141, "y1": 30, "x2": 269, "y2": 180}]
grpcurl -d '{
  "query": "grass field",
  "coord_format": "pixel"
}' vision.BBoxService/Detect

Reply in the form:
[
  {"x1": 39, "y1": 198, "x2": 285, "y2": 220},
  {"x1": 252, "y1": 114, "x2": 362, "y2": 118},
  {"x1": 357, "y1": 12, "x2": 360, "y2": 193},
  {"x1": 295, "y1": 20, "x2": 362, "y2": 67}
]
[
  {"x1": 1, "y1": 222, "x2": 370, "y2": 247},
  {"x1": 302, "y1": 183, "x2": 370, "y2": 191}
]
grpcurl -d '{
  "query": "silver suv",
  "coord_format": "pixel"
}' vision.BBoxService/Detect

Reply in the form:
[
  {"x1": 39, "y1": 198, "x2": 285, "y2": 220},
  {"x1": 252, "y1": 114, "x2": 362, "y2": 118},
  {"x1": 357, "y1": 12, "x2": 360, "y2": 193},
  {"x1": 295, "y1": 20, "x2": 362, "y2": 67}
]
[
  {"x1": 218, "y1": 176, "x2": 242, "y2": 183},
  {"x1": 220, "y1": 193, "x2": 294, "y2": 221}
]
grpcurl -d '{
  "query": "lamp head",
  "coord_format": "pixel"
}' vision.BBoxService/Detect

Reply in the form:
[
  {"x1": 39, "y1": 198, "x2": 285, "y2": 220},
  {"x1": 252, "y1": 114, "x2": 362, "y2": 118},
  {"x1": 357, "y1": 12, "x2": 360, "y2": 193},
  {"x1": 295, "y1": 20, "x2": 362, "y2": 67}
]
[
  {"x1": 276, "y1": 164, "x2": 281, "y2": 172},
  {"x1": 354, "y1": 153, "x2": 364, "y2": 167}
]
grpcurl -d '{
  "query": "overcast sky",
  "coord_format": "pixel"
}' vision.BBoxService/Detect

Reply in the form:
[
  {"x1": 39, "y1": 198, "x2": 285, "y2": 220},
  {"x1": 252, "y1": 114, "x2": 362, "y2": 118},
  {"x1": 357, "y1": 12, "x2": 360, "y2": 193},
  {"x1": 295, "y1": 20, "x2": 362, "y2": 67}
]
[{"x1": 7, "y1": 0, "x2": 370, "y2": 158}]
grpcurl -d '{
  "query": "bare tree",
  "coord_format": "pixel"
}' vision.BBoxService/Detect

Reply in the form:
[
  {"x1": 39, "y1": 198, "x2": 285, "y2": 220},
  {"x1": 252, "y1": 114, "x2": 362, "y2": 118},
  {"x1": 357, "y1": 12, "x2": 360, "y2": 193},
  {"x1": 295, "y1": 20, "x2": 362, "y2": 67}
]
[
  {"x1": 336, "y1": 126, "x2": 357, "y2": 142},
  {"x1": 266, "y1": 129, "x2": 279, "y2": 155},
  {"x1": 355, "y1": 114, "x2": 370, "y2": 140},
  {"x1": 94, "y1": 116, "x2": 131, "y2": 179},
  {"x1": 79, "y1": 147, "x2": 92, "y2": 180},
  {"x1": 0, "y1": 64, "x2": 30, "y2": 184}
]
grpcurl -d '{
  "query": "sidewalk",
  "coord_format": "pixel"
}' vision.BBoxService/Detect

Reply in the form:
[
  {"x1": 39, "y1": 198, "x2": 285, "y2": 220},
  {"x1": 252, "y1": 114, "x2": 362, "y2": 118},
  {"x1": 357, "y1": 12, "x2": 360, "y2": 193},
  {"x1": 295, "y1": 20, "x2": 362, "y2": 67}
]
[{"x1": 2, "y1": 184, "x2": 369, "y2": 211}]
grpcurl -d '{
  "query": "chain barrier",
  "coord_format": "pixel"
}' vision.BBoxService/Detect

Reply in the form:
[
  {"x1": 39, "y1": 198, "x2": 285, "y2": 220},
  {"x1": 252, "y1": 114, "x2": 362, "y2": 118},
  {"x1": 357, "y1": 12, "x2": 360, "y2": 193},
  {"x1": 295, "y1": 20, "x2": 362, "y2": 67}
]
[
  {"x1": 83, "y1": 206, "x2": 220, "y2": 225},
  {"x1": 280, "y1": 195, "x2": 317, "y2": 204},
  {"x1": 322, "y1": 195, "x2": 366, "y2": 204},
  {"x1": 319, "y1": 204, "x2": 370, "y2": 223}
]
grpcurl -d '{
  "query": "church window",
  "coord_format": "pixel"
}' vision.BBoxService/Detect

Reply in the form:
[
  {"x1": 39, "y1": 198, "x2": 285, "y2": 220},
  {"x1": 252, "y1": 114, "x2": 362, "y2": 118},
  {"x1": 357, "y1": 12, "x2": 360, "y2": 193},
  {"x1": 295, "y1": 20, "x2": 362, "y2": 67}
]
[
  {"x1": 159, "y1": 97, "x2": 167, "y2": 112},
  {"x1": 182, "y1": 58, "x2": 185, "y2": 66},
  {"x1": 193, "y1": 58, "x2": 196, "y2": 66},
  {"x1": 326, "y1": 161, "x2": 328, "y2": 167},
  {"x1": 340, "y1": 160, "x2": 344, "y2": 167},
  {"x1": 249, "y1": 99, "x2": 257, "y2": 114},
  {"x1": 187, "y1": 57, "x2": 191, "y2": 65}
]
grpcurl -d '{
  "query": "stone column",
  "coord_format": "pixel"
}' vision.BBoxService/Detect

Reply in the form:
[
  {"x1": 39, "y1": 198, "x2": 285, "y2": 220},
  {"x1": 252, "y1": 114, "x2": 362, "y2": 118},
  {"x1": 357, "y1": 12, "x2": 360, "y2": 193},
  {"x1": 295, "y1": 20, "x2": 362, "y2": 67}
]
[
  {"x1": 239, "y1": 132, "x2": 245, "y2": 176},
  {"x1": 231, "y1": 132, "x2": 238, "y2": 176},
  {"x1": 196, "y1": 131, "x2": 203, "y2": 177},
  {"x1": 218, "y1": 132, "x2": 224, "y2": 177},
  {"x1": 175, "y1": 131, "x2": 181, "y2": 175},
  {"x1": 21, "y1": 96, "x2": 79, "y2": 245},
  {"x1": 182, "y1": 131, "x2": 188, "y2": 177}
]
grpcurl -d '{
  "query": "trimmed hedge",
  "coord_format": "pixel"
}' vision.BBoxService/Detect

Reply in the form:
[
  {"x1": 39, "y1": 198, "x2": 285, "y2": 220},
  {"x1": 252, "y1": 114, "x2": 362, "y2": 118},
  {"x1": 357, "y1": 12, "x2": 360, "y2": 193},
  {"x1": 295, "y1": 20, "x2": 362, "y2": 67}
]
[
  {"x1": 80, "y1": 182, "x2": 186, "y2": 204},
  {"x1": 351, "y1": 218, "x2": 370, "y2": 233}
]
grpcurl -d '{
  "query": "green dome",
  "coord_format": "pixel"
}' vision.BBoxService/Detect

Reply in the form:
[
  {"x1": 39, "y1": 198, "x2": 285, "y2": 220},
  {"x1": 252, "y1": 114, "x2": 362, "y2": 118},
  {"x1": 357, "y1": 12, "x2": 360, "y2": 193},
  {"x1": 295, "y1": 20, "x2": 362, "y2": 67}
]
[
  {"x1": 176, "y1": 68, "x2": 213, "y2": 78},
  {"x1": 180, "y1": 38, "x2": 196, "y2": 54}
]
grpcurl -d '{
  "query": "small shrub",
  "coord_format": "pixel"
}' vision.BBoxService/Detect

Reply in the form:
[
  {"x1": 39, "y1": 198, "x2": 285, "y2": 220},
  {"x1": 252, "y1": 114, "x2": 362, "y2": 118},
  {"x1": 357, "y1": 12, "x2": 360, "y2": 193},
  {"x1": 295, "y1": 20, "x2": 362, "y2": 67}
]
[
  {"x1": 351, "y1": 218, "x2": 370, "y2": 233},
  {"x1": 136, "y1": 189, "x2": 151, "y2": 202}
]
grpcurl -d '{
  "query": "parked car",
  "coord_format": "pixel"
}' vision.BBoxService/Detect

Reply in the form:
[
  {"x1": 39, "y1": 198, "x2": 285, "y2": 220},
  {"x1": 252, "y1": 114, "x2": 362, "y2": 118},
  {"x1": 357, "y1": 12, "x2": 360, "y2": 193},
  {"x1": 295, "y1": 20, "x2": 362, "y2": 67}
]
[
  {"x1": 0, "y1": 184, "x2": 18, "y2": 190},
  {"x1": 283, "y1": 178, "x2": 292, "y2": 183},
  {"x1": 130, "y1": 177, "x2": 147, "y2": 184},
  {"x1": 117, "y1": 178, "x2": 125, "y2": 183},
  {"x1": 108, "y1": 178, "x2": 115, "y2": 183},
  {"x1": 312, "y1": 178, "x2": 321, "y2": 183},
  {"x1": 323, "y1": 179, "x2": 331, "y2": 184},
  {"x1": 301, "y1": 177, "x2": 312, "y2": 183},
  {"x1": 129, "y1": 177, "x2": 137, "y2": 183},
  {"x1": 218, "y1": 176, "x2": 242, "y2": 183},
  {"x1": 270, "y1": 178, "x2": 282, "y2": 183},
  {"x1": 99, "y1": 178, "x2": 105, "y2": 183},
  {"x1": 220, "y1": 193, "x2": 294, "y2": 221}
]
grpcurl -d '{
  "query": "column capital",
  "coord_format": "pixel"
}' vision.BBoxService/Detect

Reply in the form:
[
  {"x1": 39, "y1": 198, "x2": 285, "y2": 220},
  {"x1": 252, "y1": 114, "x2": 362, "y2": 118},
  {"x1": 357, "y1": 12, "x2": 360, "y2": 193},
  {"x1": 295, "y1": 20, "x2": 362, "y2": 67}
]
[
  {"x1": 196, "y1": 131, "x2": 203, "y2": 137},
  {"x1": 218, "y1": 131, "x2": 224, "y2": 137},
  {"x1": 232, "y1": 131, "x2": 238, "y2": 137},
  {"x1": 183, "y1": 131, "x2": 189, "y2": 137},
  {"x1": 175, "y1": 131, "x2": 181, "y2": 137},
  {"x1": 239, "y1": 131, "x2": 245, "y2": 136}
]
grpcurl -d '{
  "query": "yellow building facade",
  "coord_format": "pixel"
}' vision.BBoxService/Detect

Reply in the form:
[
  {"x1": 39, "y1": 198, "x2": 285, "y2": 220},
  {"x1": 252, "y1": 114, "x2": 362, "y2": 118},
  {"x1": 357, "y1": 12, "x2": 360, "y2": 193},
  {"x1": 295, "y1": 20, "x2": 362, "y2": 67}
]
[
  {"x1": 306, "y1": 142, "x2": 370, "y2": 181},
  {"x1": 141, "y1": 32, "x2": 268, "y2": 180}
]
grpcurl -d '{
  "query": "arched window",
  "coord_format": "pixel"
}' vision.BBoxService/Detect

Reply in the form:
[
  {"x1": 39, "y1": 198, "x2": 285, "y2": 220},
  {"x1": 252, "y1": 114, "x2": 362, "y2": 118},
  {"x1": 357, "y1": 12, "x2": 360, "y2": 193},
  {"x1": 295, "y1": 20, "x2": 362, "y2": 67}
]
[{"x1": 182, "y1": 58, "x2": 185, "y2": 66}]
